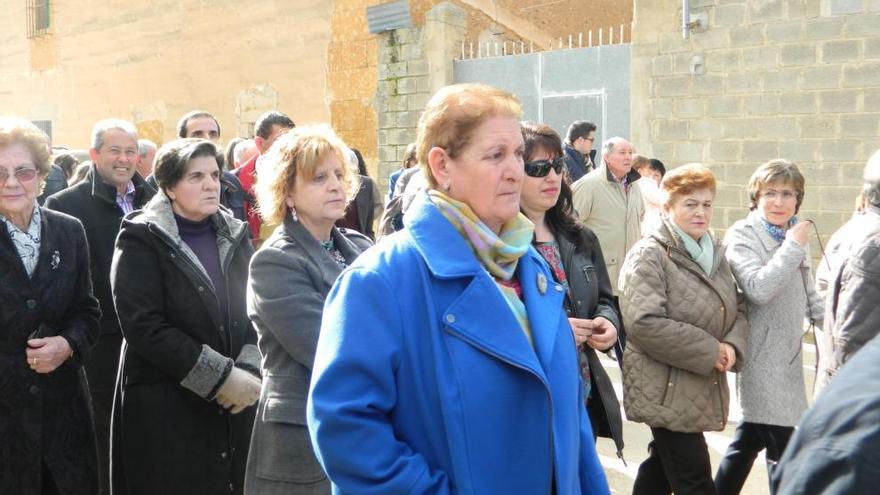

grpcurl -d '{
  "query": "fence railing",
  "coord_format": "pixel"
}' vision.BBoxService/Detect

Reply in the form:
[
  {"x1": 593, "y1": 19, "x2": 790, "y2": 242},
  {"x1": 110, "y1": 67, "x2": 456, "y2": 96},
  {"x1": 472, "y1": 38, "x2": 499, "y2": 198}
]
[{"x1": 457, "y1": 23, "x2": 632, "y2": 60}]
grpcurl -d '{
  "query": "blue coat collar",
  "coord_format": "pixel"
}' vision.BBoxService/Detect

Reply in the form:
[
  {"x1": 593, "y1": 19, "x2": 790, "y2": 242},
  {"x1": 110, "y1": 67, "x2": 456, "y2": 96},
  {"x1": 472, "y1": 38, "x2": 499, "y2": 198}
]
[{"x1": 405, "y1": 191, "x2": 566, "y2": 377}]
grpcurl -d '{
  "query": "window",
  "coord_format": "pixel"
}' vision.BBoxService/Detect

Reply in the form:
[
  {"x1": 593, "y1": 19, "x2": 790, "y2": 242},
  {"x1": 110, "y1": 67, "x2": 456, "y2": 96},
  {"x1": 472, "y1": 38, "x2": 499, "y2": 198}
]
[{"x1": 26, "y1": 0, "x2": 50, "y2": 38}]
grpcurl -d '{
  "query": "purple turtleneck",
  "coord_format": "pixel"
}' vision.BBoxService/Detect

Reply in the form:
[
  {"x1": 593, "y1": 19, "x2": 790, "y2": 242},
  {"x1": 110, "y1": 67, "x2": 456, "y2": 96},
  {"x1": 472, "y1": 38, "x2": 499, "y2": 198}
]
[{"x1": 174, "y1": 213, "x2": 228, "y2": 317}]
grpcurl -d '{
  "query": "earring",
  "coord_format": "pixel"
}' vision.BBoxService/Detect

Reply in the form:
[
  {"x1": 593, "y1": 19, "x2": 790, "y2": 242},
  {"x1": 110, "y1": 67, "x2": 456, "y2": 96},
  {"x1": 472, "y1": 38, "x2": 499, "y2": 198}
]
[
  {"x1": 290, "y1": 206, "x2": 298, "y2": 222},
  {"x1": 442, "y1": 182, "x2": 451, "y2": 192}
]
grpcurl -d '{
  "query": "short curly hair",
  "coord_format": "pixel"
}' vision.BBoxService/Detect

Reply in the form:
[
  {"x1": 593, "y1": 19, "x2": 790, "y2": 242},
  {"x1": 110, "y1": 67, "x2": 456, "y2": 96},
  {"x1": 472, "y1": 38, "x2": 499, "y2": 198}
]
[
  {"x1": 0, "y1": 116, "x2": 52, "y2": 177},
  {"x1": 255, "y1": 124, "x2": 359, "y2": 226},
  {"x1": 747, "y1": 159, "x2": 805, "y2": 213},
  {"x1": 416, "y1": 84, "x2": 522, "y2": 189},
  {"x1": 660, "y1": 163, "x2": 717, "y2": 206}
]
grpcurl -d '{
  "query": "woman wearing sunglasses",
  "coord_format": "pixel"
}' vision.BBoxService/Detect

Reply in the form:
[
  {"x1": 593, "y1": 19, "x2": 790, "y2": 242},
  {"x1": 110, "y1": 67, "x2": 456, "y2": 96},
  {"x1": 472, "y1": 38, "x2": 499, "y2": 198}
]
[{"x1": 519, "y1": 122, "x2": 624, "y2": 460}]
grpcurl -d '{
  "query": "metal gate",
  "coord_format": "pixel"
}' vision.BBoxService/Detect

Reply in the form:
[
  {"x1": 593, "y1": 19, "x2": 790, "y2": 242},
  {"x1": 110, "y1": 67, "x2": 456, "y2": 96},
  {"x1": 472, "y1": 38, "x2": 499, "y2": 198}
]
[{"x1": 453, "y1": 44, "x2": 630, "y2": 148}]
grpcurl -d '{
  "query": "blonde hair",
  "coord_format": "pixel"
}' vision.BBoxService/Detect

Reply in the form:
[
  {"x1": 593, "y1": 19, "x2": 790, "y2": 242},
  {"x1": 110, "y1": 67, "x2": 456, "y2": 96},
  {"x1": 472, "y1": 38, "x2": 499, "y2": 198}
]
[
  {"x1": 416, "y1": 84, "x2": 522, "y2": 188},
  {"x1": 255, "y1": 124, "x2": 359, "y2": 225},
  {"x1": 747, "y1": 159, "x2": 805, "y2": 213},
  {"x1": 661, "y1": 163, "x2": 717, "y2": 206}
]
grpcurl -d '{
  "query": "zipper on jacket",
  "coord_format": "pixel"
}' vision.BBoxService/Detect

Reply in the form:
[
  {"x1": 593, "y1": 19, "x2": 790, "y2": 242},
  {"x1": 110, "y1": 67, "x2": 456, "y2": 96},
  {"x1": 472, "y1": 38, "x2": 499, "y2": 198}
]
[{"x1": 443, "y1": 326, "x2": 556, "y2": 494}]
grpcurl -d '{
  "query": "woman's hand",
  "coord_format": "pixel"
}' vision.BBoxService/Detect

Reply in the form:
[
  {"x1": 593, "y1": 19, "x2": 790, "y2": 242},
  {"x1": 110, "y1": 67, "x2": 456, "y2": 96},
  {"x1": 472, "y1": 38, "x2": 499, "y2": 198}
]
[
  {"x1": 215, "y1": 367, "x2": 261, "y2": 414},
  {"x1": 568, "y1": 318, "x2": 593, "y2": 346},
  {"x1": 587, "y1": 317, "x2": 618, "y2": 351},
  {"x1": 786, "y1": 220, "x2": 812, "y2": 247},
  {"x1": 26, "y1": 336, "x2": 73, "y2": 374},
  {"x1": 714, "y1": 342, "x2": 737, "y2": 372}
]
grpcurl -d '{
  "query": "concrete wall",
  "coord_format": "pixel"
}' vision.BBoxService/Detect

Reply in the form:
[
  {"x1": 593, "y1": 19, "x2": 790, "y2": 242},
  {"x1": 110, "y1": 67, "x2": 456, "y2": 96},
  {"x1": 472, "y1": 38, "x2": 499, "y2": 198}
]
[{"x1": 631, "y1": 0, "x2": 880, "y2": 243}]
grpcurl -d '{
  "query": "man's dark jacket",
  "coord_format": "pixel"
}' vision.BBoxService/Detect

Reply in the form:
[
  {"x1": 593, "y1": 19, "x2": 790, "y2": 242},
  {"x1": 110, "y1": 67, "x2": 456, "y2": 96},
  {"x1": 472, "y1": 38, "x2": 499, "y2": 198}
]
[
  {"x1": 771, "y1": 333, "x2": 880, "y2": 494},
  {"x1": 45, "y1": 165, "x2": 156, "y2": 336}
]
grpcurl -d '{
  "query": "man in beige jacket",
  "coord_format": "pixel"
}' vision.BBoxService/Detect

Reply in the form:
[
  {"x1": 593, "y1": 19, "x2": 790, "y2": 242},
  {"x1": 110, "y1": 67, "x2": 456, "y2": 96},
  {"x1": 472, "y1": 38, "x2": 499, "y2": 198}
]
[{"x1": 571, "y1": 137, "x2": 644, "y2": 359}]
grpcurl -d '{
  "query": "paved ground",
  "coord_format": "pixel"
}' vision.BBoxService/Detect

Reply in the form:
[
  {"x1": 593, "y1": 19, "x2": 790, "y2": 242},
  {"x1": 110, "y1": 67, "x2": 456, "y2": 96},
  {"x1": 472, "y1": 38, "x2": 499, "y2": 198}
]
[{"x1": 595, "y1": 342, "x2": 818, "y2": 494}]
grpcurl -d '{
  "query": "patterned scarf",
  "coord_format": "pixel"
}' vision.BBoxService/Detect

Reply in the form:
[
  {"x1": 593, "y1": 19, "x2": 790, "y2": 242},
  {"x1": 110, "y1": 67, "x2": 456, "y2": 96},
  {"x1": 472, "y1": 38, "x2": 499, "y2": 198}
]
[
  {"x1": 429, "y1": 190, "x2": 536, "y2": 345},
  {"x1": 0, "y1": 201, "x2": 42, "y2": 277},
  {"x1": 760, "y1": 214, "x2": 798, "y2": 243}
]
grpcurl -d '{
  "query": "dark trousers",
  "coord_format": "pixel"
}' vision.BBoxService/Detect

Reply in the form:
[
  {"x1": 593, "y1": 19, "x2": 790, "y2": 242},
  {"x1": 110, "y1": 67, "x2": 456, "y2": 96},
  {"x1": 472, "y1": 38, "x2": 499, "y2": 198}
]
[
  {"x1": 633, "y1": 427, "x2": 717, "y2": 495},
  {"x1": 84, "y1": 331, "x2": 123, "y2": 495},
  {"x1": 715, "y1": 422, "x2": 794, "y2": 495}
]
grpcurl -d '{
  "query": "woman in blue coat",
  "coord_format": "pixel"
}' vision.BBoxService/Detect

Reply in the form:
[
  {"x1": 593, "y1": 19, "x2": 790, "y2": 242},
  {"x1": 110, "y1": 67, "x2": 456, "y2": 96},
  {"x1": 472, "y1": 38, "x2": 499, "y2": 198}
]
[{"x1": 307, "y1": 83, "x2": 609, "y2": 494}]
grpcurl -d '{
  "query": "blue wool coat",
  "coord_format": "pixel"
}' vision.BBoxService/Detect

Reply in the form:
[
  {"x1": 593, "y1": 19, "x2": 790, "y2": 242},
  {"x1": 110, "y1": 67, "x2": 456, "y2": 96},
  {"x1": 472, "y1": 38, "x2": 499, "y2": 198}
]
[{"x1": 307, "y1": 193, "x2": 609, "y2": 495}]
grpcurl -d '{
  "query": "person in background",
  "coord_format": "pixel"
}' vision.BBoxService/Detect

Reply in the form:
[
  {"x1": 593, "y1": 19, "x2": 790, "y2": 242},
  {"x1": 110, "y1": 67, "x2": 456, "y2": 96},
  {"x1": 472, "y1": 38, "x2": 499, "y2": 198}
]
[
  {"x1": 53, "y1": 152, "x2": 80, "y2": 181},
  {"x1": 0, "y1": 116, "x2": 101, "y2": 495},
  {"x1": 38, "y1": 152, "x2": 80, "y2": 204},
  {"x1": 715, "y1": 159, "x2": 823, "y2": 495},
  {"x1": 562, "y1": 120, "x2": 598, "y2": 182},
  {"x1": 386, "y1": 143, "x2": 417, "y2": 204},
  {"x1": 234, "y1": 111, "x2": 296, "y2": 245},
  {"x1": 633, "y1": 155, "x2": 665, "y2": 235},
  {"x1": 245, "y1": 125, "x2": 371, "y2": 495},
  {"x1": 336, "y1": 147, "x2": 381, "y2": 240},
  {"x1": 225, "y1": 137, "x2": 245, "y2": 171},
  {"x1": 619, "y1": 163, "x2": 747, "y2": 495},
  {"x1": 68, "y1": 161, "x2": 91, "y2": 187},
  {"x1": 572, "y1": 137, "x2": 644, "y2": 362},
  {"x1": 136, "y1": 139, "x2": 157, "y2": 179},
  {"x1": 307, "y1": 84, "x2": 608, "y2": 494},
  {"x1": 45, "y1": 119, "x2": 156, "y2": 493},
  {"x1": 814, "y1": 191, "x2": 865, "y2": 302},
  {"x1": 518, "y1": 121, "x2": 624, "y2": 461},
  {"x1": 770, "y1": 334, "x2": 880, "y2": 494},
  {"x1": 814, "y1": 150, "x2": 880, "y2": 397},
  {"x1": 175, "y1": 110, "x2": 247, "y2": 222},
  {"x1": 110, "y1": 139, "x2": 259, "y2": 495}
]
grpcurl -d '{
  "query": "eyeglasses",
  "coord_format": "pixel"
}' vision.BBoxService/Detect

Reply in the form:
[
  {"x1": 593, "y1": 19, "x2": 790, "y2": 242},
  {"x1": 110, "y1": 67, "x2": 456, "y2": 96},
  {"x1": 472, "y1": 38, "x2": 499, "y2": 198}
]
[
  {"x1": 0, "y1": 167, "x2": 38, "y2": 184},
  {"x1": 762, "y1": 189, "x2": 797, "y2": 201},
  {"x1": 524, "y1": 157, "x2": 565, "y2": 178}
]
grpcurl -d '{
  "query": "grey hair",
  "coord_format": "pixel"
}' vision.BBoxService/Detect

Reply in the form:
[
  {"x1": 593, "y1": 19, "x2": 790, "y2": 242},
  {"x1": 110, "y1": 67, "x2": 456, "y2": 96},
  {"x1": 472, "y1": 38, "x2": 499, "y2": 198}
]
[
  {"x1": 233, "y1": 139, "x2": 256, "y2": 163},
  {"x1": 91, "y1": 119, "x2": 138, "y2": 150},
  {"x1": 601, "y1": 136, "x2": 628, "y2": 162},
  {"x1": 864, "y1": 149, "x2": 880, "y2": 207},
  {"x1": 137, "y1": 139, "x2": 157, "y2": 158}
]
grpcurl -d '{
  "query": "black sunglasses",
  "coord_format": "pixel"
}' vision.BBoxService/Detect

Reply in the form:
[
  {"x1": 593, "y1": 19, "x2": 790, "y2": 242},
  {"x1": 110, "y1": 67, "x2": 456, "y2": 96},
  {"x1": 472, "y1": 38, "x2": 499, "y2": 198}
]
[{"x1": 524, "y1": 157, "x2": 564, "y2": 178}]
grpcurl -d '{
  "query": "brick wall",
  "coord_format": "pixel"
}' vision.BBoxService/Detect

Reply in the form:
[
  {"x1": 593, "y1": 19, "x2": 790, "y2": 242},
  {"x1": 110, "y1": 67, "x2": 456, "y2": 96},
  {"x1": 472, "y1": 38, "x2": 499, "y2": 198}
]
[{"x1": 631, "y1": 0, "x2": 880, "y2": 245}]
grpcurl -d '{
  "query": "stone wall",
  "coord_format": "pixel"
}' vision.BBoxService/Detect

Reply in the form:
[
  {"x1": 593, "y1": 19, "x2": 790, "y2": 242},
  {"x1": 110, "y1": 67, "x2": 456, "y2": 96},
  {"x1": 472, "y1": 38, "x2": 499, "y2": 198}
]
[{"x1": 631, "y1": 0, "x2": 880, "y2": 244}]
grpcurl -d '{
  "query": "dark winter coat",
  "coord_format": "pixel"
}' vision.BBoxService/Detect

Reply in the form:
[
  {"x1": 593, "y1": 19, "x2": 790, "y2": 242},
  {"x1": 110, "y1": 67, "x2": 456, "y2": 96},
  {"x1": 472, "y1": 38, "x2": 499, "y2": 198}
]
[
  {"x1": 771, "y1": 333, "x2": 880, "y2": 494},
  {"x1": 45, "y1": 165, "x2": 156, "y2": 336},
  {"x1": 0, "y1": 207, "x2": 101, "y2": 495},
  {"x1": 244, "y1": 216, "x2": 371, "y2": 495},
  {"x1": 556, "y1": 227, "x2": 625, "y2": 459},
  {"x1": 815, "y1": 205, "x2": 880, "y2": 396},
  {"x1": 110, "y1": 193, "x2": 259, "y2": 495}
]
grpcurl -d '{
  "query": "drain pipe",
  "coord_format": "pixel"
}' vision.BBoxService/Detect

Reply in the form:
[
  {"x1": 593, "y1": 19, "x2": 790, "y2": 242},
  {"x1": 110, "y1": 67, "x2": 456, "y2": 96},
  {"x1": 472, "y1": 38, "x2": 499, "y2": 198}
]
[{"x1": 682, "y1": 0, "x2": 691, "y2": 39}]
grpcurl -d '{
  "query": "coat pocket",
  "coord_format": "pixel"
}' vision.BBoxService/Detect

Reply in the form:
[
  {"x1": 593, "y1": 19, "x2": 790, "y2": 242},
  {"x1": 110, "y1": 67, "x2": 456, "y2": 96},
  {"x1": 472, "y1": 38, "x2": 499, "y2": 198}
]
[{"x1": 254, "y1": 397, "x2": 327, "y2": 483}]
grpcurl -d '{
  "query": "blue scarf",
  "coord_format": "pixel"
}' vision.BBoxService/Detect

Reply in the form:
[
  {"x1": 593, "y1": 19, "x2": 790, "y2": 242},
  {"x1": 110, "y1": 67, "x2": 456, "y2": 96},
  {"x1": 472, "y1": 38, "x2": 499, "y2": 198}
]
[{"x1": 760, "y1": 214, "x2": 797, "y2": 243}]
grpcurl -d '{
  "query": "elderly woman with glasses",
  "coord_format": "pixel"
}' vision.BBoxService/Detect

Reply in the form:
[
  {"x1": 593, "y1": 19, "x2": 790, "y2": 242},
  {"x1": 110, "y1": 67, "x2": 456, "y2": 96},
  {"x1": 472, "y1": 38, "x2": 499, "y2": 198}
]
[
  {"x1": 0, "y1": 116, "x2": 101, "y2": 495},
  {"x1": 518, "y1": 122, "x2": 624, "y2": 461},
  {"x1": 714, "y1": 159, "x2": 823, "y2": 495},
  {"x1": 307, "y1": 84, "x2": 608, "y2": 494}
]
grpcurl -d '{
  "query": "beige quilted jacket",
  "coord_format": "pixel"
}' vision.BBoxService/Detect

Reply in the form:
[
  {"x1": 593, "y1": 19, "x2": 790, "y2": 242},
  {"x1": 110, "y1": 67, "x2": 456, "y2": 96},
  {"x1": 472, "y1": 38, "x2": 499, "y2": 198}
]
[{"x1": 619, "y1": 221, "x2": 748, "y2": 433}]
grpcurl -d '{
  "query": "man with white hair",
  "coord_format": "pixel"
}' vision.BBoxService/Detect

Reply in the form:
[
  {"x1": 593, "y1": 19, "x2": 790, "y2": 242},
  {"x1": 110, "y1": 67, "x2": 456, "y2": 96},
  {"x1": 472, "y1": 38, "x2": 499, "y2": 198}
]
[
  {"x1": 232, "y1": 139, "x2": 258, "y2": 169},
  {"x1": 45, "y1": 119, "x2": 157, "y2": 493},
  {"x1": 136, "y1": 138, "x2": 157, "y2": 178},
  {"x1": 571, "y1": 136, "x2": 644, "y2": 360},
  {"x1": 814, "y1": 149, "x2": 880, "y2": 397}
]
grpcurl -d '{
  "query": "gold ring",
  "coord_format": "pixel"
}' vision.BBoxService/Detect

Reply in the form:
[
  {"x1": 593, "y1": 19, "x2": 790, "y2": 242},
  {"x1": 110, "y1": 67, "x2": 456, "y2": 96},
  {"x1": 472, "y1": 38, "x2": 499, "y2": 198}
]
[{"x1": 32, "y1": 357, "x2": 37, "y2": 366}]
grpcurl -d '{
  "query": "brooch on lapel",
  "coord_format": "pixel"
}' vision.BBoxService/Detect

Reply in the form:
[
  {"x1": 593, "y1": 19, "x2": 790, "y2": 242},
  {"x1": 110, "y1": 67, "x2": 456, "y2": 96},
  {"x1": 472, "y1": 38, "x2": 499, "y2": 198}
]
[
  {"x1": 51, "y1": 250, "x2": 60, "y2": 270},
  {"x1": 537, "y1": 273, "x2": 548, "y2": 295}
]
